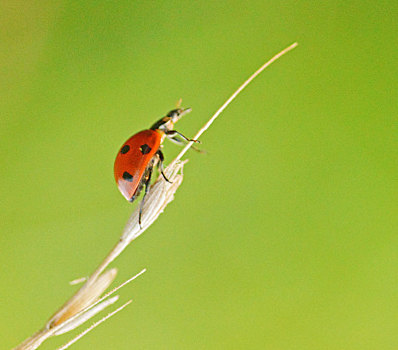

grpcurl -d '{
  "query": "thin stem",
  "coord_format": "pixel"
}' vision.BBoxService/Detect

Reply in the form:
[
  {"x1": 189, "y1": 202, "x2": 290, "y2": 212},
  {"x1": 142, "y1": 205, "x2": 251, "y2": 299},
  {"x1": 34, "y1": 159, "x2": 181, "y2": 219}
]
[{"x1": 173, "y1": 42, "x2": 298, "y2": 162}]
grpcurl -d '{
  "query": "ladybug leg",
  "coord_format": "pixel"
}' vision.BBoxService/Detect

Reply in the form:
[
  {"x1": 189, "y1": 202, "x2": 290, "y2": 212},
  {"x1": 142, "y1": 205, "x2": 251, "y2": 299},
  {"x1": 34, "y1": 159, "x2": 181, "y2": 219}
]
[
  {"x1": 139, "y1": 166, "x2": 153, "y2": 228},
  {"x1": 157, "y1": 150, "x2": 172, "y2": 183},
  {"x1": 166, "y1": 131, "x2": 205, "y2": 154},
  {"x1": 165, "y1": 130, "x2": 201, "y2": 143}
]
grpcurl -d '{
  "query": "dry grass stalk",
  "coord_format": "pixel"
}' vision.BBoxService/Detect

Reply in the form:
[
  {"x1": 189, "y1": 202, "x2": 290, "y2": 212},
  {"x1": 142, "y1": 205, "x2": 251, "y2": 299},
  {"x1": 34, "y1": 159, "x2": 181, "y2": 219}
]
[{"x1": 13, "y1": 42, "x2": 298, "y2": 350}]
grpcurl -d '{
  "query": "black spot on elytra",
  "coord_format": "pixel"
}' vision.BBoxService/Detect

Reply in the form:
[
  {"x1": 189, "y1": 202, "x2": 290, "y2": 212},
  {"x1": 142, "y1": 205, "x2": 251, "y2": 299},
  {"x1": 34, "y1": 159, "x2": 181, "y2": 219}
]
[
  {"x1": 140, "y1": 144, "x2": 152, "y2": 154},
  {"x1": 120, "y1": 145, "x2": 130, "y2": 154},
  {"x1": 122, "y1": 172, "x2": 134, "y2": 182}
]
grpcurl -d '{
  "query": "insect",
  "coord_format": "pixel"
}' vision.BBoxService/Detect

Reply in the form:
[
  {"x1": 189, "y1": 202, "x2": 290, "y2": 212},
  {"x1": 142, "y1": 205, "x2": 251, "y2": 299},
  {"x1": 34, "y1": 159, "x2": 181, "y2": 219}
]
[{"x1": 114, "y1": 107, "x2": 200, "y2": 226}]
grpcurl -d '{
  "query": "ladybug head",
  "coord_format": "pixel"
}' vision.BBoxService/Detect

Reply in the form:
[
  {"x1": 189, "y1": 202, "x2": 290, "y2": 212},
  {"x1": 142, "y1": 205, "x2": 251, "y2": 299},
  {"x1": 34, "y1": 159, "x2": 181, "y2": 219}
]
[
  {"x1": 151, "y1": 107, "x2": 192, "y2": 132},
  {"x1": 167, "y1": 107, "x2": 192, "y2": 123}
]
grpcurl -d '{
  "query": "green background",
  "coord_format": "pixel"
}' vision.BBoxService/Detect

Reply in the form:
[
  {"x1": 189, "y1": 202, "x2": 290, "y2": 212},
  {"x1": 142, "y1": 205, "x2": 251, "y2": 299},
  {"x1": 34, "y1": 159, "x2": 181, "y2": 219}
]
[{"x1": 1, "y1": 1, "x2": 397, "y2": 349}]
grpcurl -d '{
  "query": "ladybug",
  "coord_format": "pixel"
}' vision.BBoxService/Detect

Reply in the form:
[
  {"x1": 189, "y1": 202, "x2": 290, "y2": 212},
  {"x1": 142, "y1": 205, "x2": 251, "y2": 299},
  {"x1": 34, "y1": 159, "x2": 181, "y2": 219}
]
[{"x1": 114, "y1": 107, "x2": 199, "y2": 226}]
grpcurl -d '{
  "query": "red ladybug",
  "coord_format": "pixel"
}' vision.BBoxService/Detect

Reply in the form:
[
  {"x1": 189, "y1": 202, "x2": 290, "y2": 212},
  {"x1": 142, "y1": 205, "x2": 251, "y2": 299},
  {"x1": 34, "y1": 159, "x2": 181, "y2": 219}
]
[{"x1": 114, "y1": 107, "x2": 199, "y2": 225}]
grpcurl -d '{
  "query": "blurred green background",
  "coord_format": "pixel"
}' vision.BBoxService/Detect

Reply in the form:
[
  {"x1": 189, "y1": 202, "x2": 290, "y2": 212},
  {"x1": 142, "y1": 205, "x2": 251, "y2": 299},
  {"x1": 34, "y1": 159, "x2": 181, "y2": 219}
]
[{"x1": 1, "y1": 1, "x2": 397, "y2": 349}]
